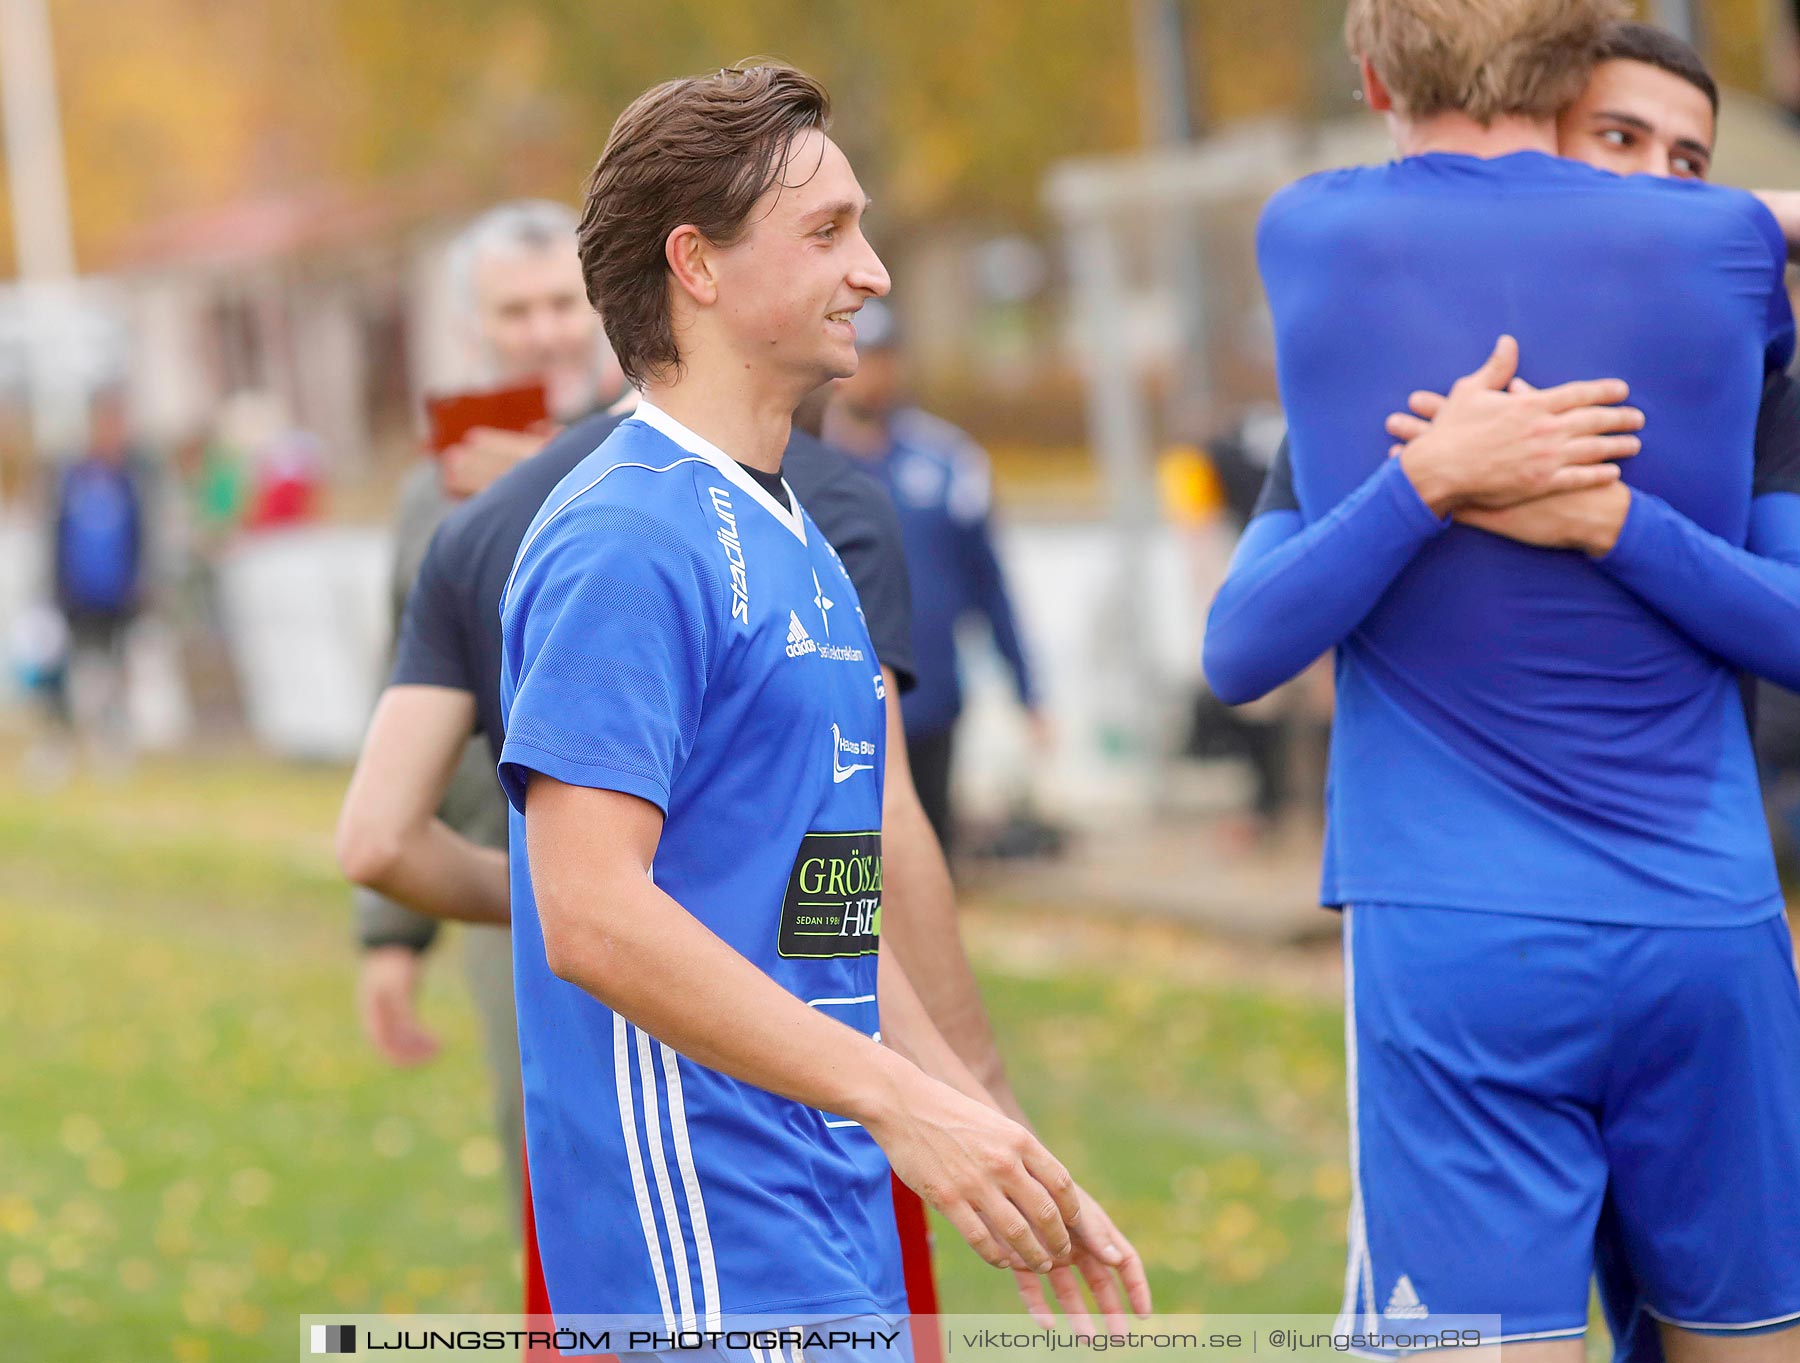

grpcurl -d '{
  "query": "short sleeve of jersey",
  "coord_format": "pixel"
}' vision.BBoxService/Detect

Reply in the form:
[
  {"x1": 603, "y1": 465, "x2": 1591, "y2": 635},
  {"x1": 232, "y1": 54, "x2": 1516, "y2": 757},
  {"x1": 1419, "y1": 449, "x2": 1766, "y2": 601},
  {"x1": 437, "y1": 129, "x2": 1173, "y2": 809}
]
[
  {"x1": 1250, "y1": 435, "x2": 1299, "y2": 518},
  {"x1": 805, "y1": 464, "x2": 917, "y2": 692},
  {"x1": 1754, "y1": 371, "x2": 1800, "y2": 499},
  {"x1": 388, "y1": 520, "x2": 473, "y2": 697},
  {"x1": 498, "y1": 503, "x2": 722, "y2": 815}
]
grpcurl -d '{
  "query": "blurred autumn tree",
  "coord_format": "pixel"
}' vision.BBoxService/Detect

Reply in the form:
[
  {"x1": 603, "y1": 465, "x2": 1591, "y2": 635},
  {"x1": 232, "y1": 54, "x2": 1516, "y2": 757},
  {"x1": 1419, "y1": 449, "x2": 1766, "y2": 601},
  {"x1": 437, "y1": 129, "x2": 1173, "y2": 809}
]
[
  {"x1": 0, "y1": 0, "x2": 1776, "y2": 275},
  {"x1": 3, "y1": 0, "x2": 1308, "y2": 272}
]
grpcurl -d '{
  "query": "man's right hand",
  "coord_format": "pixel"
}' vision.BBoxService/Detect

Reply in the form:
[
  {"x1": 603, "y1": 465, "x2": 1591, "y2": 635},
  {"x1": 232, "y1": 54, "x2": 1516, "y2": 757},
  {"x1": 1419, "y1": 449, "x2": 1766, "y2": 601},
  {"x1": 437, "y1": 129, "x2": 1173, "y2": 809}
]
[
  {"x1": 1385, "y1": 335, "x2": 1643, "y2": 516},
  {"x1": 357, "y1": 945, "x2": 441, "y2": 1067},
  {"x1": 1012, "y1": 1183, "x2": 1153, "y2": 1331},
  {"x1": 860, "y1": 1055, "x2": 1082, "y2": 1275}
]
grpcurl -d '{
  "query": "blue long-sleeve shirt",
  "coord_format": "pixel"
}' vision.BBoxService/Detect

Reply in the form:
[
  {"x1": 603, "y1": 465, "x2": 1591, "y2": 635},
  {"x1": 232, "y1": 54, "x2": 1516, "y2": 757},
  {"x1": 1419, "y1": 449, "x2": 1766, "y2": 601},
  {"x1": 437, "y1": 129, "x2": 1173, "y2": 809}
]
[
  {"x1": 861, "y1": 408, "x2": 1037, "y2": 738},
  {"x1": 53, "y1": 455, "x2": 144, "y2": 617},
  {"x1": 1221, "y1": 151, "x2": 1795, "y2": 926},
  {"x1": 1208, "y1": 374, "x2": 1800, "y2": 701}
]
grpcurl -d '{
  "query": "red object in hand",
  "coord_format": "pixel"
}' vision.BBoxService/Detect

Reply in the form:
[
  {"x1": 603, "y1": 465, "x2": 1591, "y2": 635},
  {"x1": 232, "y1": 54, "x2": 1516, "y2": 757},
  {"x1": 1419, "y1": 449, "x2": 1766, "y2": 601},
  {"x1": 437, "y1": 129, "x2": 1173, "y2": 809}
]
[{"x1": 426, "y1": 382, "x2": 549, "y2": 455}]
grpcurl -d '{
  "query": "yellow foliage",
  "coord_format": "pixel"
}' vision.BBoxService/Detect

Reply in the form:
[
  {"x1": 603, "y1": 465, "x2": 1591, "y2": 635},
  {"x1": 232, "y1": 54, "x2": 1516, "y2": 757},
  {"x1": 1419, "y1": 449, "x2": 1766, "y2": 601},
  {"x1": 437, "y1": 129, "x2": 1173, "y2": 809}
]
[{"x1": 0, "y1": 0, "x2": 1780, "y2": 276}]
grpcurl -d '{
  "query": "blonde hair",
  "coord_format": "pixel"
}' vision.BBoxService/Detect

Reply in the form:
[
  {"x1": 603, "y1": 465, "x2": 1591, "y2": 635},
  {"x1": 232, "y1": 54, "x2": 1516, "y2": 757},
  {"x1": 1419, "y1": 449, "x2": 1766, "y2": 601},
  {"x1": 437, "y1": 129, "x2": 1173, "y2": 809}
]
[{"x1": 1345, "y1": 0, "x2": 1629, "y2": 124}]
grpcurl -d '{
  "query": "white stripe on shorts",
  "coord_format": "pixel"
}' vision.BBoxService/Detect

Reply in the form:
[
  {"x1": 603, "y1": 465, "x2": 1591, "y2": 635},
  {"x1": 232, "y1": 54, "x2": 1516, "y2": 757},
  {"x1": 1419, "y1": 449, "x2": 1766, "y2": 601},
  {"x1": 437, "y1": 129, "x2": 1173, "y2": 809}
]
[{"x1": 1335, "y1": 906, "x2": 1376, "y2": 1333}]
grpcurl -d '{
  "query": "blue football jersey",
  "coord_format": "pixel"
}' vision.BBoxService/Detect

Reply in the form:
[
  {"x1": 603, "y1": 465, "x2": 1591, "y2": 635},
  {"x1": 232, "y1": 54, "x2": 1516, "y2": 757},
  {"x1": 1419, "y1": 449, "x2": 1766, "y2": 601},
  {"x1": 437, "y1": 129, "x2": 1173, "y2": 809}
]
[
  {"x1": 1256, "y1": 151, "x2": 1795, "y2": 925},
  {"x1": 498, "y1": 402, "x2": 904, "y2": 1325}
]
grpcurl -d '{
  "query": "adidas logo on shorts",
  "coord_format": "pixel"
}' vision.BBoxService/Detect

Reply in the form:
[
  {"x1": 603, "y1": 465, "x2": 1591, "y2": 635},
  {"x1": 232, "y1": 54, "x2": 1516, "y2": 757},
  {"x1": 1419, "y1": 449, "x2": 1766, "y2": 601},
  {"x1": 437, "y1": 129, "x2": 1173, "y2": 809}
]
[
  {"x1": 786, "y1": 610, "x2": 819, "y2": 659},
  {"x1": 1385, "y1": 1274, "x2": 1429, "y2": 1320}
]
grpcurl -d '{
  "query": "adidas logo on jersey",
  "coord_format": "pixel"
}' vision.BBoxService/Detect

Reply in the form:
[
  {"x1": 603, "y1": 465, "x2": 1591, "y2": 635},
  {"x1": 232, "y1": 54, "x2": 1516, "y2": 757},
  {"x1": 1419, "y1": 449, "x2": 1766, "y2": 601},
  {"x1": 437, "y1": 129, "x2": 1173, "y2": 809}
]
[
  {"x1": 786, "y1": 610, "x2": 819, "y2": 658},
  {"x1": 1385, "y1": 1274, "x2": 1428, "y2": 1320}
]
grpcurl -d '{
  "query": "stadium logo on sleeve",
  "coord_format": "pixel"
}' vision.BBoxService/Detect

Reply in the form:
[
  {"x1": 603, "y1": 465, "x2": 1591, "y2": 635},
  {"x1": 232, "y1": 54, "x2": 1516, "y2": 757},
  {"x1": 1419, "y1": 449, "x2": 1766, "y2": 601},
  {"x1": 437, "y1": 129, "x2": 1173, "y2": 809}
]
[
  {"x1": 779, "y1": 831, "x2": 882, "y2": 958},
  {"x1": 708, "y1": 486, "x2": 750, "y2": 622}
]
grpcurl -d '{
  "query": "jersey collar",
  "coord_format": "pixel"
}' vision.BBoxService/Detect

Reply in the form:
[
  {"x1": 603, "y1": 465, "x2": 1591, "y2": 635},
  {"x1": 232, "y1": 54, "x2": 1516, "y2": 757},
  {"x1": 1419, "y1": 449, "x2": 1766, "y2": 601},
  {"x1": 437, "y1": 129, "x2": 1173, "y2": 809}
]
[{"x1": 632, "y1": 398, "x2": 806, "y2": 545}]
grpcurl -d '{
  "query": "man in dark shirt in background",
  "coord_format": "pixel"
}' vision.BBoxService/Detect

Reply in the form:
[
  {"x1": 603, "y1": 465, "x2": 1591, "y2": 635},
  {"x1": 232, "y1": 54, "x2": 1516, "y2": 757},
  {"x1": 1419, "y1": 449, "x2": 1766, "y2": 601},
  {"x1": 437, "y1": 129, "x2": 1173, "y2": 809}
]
[{"x1": 350, "y1": 198, "x2": 622, "y2": 1225}]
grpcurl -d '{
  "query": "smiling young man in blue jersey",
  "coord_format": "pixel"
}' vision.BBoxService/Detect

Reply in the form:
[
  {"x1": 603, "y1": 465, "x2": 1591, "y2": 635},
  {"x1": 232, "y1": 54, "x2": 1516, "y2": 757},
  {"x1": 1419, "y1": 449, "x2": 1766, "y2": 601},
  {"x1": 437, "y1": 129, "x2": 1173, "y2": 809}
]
[
  {"x1": 1205, "y1": 0, "x2": 1800, "y2": 1357},
  {"x1": 496, "y1": 65, "x2": 1099, "y2": 1352}
]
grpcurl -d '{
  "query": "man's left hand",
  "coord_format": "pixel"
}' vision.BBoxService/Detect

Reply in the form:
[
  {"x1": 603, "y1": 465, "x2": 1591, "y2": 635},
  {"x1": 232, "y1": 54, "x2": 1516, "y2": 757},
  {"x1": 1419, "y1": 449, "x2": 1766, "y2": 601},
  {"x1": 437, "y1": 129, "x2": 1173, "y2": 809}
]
[
  {"x1": 1388, "y1": 377, "x2": 1632, "y2": 556},
  {"x1": 1010, "y1": 1184, "x2": 1152, "y2": 1332},
  {"x1": 1454, "y1": 482, "x2": 1631, "y2": 556}
]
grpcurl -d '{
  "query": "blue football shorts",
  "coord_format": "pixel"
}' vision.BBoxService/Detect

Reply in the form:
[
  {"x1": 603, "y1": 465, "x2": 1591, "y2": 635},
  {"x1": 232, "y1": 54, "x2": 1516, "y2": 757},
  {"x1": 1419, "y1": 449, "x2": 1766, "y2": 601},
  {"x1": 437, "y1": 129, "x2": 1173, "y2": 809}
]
[{"x1": 1338, "y1": 903, "x2": 1800, "y2": 1345}]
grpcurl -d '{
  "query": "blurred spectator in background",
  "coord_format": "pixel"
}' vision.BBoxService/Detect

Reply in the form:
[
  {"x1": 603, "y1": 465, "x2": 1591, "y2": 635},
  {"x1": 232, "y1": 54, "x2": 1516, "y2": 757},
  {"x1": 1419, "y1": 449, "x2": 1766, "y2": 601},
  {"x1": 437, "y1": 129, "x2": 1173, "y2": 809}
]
[
  {"x1": 244, "y1": 423, "x2": 323, "y2": 530},
  {"x1": 824, "y1": 299, "x2": 1044, "y2": 855},
  {"x1": 164, "y1": 424, "x2": 241, "y2": 730},
  {"x1": 352, "y1": 198, "x2": 622, "y2": 1222},
  {"x1": 437, "y1": 197, "x2": 623, "y2": 491},
  {"x1": 192, "y1": 404, "x2": 252, "y2": 543},
  {"x1": 9, "y1": 602, "x2": 71, "y2": 776},
  {"x1": 197, "y1": 390, "x2": 320, "y2": 536},
  {"x1": 48, "y1": 385, "x2": 149, "y2": 769}
]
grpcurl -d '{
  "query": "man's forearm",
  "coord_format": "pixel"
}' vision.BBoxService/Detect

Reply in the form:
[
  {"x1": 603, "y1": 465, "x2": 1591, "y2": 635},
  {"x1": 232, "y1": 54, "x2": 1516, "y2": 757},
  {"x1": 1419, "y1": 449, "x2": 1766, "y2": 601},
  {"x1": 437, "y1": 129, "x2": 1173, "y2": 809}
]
[
  {"x1": 541, "y1": 860, "x2": 911, "y2": 1126},
  {"x1": 968, "y1": 521, "x2": 1038, "y2": 708},
  {"x1": 878, "y1": 671, "x2": 1028, "y2": 1123},
  {"x1": 347, "y1": 821, "x2": 511, "y2": 926},
  {"x1": 880, "y1": 795, "x2": 1026, "y2": 1123},
  {"x1": 338, "y1": 685, "x2": 503, "y2": 922},
  {"x1": 1220, "y1": 339, "x2": 1640, "y2": 705},
  {"x1": 1203, "y1": 458, "x2": 1446, "y2": 705},
  {"x1": 1597, "y1": 491, "x2": 1800, "y2": 690},
  {"x1": 527, "y1": 775, "x2": 1081, "y2": 1274},
  {"x1": 877, "y1": 943, "x2": 1004, "y2": 1109}
]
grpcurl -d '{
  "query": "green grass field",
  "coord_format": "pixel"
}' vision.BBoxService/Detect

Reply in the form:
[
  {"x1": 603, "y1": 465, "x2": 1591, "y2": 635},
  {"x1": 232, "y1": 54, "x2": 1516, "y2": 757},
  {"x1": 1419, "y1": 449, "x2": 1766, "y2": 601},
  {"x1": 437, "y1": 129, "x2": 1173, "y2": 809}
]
[{"x1": 0, "y1": 753, "x2": 1432, "y2": 1359}]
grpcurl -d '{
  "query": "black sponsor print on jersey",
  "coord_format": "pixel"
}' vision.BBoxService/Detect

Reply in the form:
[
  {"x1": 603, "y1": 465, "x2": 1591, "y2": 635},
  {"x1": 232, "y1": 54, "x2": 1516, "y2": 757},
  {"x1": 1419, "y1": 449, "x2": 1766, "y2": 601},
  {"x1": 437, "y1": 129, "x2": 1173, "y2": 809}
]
[{"x1": 779, "y1": 831, "x2": 882, "y2": 958}]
